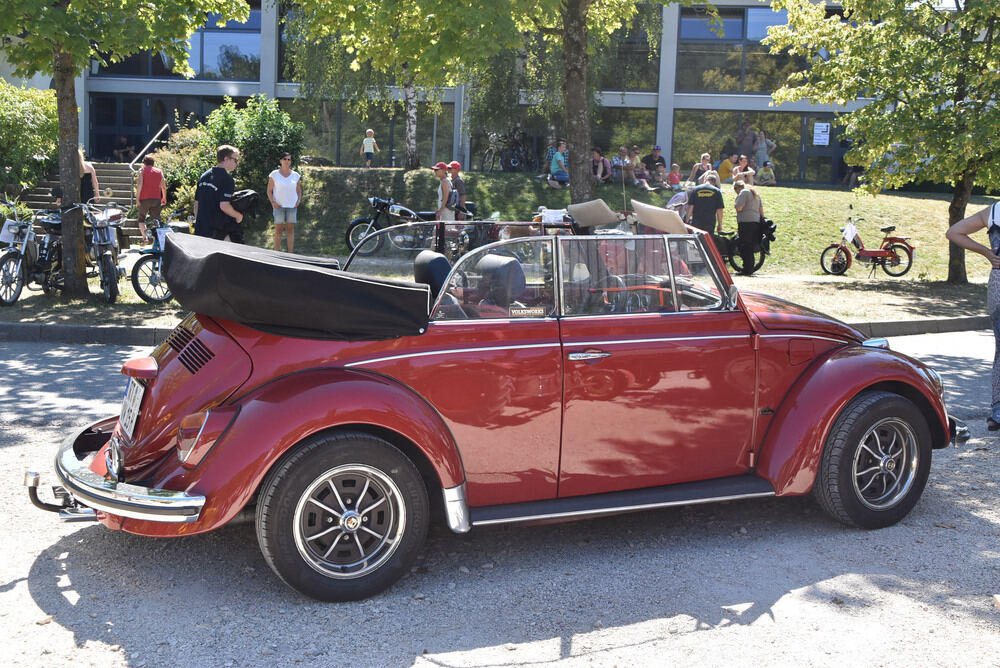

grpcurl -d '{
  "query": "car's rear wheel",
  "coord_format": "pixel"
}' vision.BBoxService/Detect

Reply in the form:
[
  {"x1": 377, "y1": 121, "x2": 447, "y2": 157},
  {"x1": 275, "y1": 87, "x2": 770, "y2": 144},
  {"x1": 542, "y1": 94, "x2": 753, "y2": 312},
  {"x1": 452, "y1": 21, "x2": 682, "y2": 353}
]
[
  {"x1": 256, "y1": 431, "x2": 429, "y2": 601},
  {"x1": 814, "y1": 390, "x2": 931, "y2": 529}
]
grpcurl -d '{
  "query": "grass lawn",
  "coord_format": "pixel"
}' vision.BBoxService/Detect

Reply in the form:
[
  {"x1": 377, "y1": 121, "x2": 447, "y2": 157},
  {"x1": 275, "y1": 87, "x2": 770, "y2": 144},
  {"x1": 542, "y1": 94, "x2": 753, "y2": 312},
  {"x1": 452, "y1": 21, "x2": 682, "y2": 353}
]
[
  {"x1": 245, "y1": 167, "x2": 998, "y2": 284},
  {"x1": 1, "y1": 170, "x2": 996, "y2": 328}
]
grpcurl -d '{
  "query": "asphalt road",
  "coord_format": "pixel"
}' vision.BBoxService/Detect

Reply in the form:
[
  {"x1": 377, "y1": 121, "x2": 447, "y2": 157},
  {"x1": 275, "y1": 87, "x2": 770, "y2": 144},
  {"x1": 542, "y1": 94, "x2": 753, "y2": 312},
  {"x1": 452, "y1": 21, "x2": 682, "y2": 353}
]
[{"x1": 0, "y1": 333, "x2": 997, "y2": 667}]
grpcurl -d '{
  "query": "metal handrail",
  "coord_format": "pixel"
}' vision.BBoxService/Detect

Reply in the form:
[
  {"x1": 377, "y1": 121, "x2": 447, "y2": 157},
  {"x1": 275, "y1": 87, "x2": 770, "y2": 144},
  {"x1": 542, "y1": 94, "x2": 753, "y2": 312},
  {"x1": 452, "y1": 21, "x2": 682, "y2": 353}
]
[{"x1": 129, "y1": 124, "x2": 171, "y2": 173}]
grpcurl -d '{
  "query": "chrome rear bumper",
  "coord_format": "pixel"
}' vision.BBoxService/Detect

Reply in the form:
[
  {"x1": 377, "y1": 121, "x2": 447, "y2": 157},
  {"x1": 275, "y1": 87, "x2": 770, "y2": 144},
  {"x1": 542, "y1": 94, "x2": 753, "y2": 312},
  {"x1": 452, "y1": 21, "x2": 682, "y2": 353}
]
[{"x1": 29, "y1": 416, "x2": 205, "y2": 524}]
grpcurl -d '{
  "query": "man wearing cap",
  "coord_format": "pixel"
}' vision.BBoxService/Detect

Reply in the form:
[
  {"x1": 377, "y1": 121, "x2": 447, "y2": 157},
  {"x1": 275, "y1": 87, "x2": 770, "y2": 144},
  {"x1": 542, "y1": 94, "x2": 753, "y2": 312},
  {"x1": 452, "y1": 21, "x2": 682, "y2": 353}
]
[
  {"x1": 448, "y1": 160, "x2": 466, "y2": 220},
  {"x1": 431, "y1": 162, "x2": 455, "y2": 221},
  {"x1": 642, "y1": 145, "x2": 667, "y2": 174}
]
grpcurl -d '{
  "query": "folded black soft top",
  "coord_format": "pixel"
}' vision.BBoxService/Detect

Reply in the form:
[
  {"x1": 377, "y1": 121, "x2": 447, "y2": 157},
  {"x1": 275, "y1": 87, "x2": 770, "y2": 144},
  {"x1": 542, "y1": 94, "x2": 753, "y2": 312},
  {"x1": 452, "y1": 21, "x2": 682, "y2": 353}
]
[{"x1": 162, "y1": 234, "x2": 430, "y2": 340}]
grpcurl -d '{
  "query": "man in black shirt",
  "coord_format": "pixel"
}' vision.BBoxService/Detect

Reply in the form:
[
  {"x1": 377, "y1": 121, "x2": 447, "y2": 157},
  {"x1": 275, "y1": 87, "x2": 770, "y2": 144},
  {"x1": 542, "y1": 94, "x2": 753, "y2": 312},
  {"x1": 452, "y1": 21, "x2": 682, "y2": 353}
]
[
  {"x1": 641, "y1": 145, "x2": 667, "y2": 174},
  {"x1": 194, "y1": 145, "x2": 244, "y2": 242},
  {"x1": 687, "y1": 171, "x2": 724, "y2": 234}
]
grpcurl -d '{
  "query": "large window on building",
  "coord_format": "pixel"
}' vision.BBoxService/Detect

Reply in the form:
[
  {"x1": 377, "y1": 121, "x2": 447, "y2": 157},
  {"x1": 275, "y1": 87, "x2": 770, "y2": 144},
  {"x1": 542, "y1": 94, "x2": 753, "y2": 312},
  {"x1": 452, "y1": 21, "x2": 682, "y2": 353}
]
[
  {"x1": 675, "y1": 7, "x2": 805, "y2": 94},
  {"x1": 595, "y1": 3, "x2": 662, "y2": 92},
  {"x1": 671, "y1": 110, "x2": 801, "y2": 181},
  {"x1": 94, "y1": 3, "x2": 261, "y2": 80}
]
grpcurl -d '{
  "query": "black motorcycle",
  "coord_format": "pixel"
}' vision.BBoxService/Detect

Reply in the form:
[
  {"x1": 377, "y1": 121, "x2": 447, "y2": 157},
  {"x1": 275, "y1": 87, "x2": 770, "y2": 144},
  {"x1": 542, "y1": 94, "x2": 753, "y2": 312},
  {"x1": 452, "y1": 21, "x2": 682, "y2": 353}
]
[
  {"x1": 0, "y1": 200, "x2": 66, "y2": 305},
  {"x1": 345, "y1": 196, "x2": 477, "y2": 255}
]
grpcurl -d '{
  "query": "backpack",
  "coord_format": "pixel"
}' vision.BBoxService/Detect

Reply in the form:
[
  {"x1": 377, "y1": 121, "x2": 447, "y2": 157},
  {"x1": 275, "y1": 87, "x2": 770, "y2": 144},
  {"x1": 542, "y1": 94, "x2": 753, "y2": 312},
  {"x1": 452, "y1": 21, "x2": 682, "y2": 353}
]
[{"x1": 445, "y1": 186, "x2": 459, "y2": 211}]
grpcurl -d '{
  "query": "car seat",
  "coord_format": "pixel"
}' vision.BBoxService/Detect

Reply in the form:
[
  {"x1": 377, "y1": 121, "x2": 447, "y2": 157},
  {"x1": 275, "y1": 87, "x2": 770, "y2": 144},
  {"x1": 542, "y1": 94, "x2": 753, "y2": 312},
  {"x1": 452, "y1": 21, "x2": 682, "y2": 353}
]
[
  {"x1": 413, "y1": 250, "x2": 451, "y2": 297},
  {"x1": 475, "y1": 254, "x2": 526, "y2": 312}
]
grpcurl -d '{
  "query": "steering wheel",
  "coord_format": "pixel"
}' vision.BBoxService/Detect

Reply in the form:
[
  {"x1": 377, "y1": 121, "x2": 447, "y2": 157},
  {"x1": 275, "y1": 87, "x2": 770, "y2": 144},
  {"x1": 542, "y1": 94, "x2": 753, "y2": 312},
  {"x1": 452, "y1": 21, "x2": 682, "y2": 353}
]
[{"x1": 585, "y1": 274, "x2": 627, "y2": 314}]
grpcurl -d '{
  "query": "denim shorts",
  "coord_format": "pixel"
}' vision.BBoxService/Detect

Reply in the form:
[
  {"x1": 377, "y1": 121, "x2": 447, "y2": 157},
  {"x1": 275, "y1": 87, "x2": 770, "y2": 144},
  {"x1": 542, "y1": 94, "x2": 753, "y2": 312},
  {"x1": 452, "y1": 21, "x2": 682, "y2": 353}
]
[
  {"x1": 364, "y1": 152, "x2": 374, "y2": 162},
  {"x1": 274, "y1": 207, "x2": 297, "y2": 224}
]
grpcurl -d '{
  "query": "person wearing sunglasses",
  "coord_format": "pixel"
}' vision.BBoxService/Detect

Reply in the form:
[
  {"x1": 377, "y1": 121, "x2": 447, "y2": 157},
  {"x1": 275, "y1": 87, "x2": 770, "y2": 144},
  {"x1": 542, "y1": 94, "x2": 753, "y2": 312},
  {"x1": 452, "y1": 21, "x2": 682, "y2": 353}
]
[
  {"x1": 267, "y1": 152, "x2": 301, "y2": 252},
  {"x1": 194, "y1": 144, "x2": 244, "y2": 240}
]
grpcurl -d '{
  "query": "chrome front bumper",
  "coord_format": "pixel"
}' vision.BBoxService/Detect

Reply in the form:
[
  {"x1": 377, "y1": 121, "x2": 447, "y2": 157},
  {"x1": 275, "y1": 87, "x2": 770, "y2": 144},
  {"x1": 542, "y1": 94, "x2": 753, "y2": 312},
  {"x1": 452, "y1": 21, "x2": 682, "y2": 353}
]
[{"x1": 30, "y1": 416, "x2": 205, "y2": 524}]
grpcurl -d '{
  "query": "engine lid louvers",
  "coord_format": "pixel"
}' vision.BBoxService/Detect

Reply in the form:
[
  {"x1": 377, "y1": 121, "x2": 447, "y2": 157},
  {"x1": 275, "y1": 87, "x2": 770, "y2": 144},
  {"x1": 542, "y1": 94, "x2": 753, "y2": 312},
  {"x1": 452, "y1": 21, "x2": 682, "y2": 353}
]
[{"x1": 166, "y1": 325, "x2": 215, "y2": 374}]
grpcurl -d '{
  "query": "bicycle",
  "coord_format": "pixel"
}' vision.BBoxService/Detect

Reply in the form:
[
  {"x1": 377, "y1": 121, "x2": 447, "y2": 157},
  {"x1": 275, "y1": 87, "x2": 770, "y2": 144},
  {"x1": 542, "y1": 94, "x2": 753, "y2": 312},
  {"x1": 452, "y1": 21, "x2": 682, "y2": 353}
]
[
  {"x1": 131, "y1": 209, "x2": 191, "y2": 303},
  {"x1": 480, "y1": 132, "x2": 503, "y2": 172},
  {"x1": 819, "y1": 205, "x2": 914, "y2": 277}
]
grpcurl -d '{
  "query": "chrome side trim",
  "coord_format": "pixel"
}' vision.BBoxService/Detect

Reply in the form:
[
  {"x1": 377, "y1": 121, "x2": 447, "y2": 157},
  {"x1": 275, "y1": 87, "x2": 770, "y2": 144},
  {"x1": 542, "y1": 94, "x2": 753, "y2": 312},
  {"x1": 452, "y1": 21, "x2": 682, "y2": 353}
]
[
  {"x1": 470, "y1": 490, "x2": 775, "y2": 527},
  {"x1": 345, "y1": 342, "x2": 561, "y2": 368},
  {"x1": 862, "y1": 337, "x2": 890, "y2": 349},
  {"x1": 55, "y1": 418, "x2": 205, "y2": 524},
  {"x1": 758, "y1": 333, "x2": 850, "y2": 345},
  {"x1": 442, "y1": 483, "x2": 471, "y2": 533}
]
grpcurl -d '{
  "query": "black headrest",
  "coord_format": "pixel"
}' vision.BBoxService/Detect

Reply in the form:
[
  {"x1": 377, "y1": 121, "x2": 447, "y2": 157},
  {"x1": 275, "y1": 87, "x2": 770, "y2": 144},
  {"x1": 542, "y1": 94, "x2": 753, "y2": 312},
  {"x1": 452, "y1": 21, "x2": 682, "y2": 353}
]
[
  {"x1": 475, "y1": 254, "x2": 525, "y2": 306},
  {"x1": 414, "y1": 250, "x2": 451, "y2": 296}
]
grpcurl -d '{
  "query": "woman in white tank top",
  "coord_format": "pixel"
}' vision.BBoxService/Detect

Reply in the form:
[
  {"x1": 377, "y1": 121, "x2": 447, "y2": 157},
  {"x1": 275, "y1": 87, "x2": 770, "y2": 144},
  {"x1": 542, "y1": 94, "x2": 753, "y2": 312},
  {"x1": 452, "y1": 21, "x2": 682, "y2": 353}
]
[
  {"x1": 267, "y1": 152, "x2": 302, "y2": 252},
  {"x1": 946, "y1": 202, "x2": 1000, "y2": 430}
]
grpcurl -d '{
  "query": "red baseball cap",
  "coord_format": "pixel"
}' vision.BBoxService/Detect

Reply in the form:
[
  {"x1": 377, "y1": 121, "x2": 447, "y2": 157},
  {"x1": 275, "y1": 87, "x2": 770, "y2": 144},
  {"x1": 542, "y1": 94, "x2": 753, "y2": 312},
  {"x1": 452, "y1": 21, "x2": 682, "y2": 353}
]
[
  {"x1": 430, "y1": 161, "x2": 449, "y2": 170},
  {"x1": 448, "y1": 160, "x2": 462, "y2": 171}
]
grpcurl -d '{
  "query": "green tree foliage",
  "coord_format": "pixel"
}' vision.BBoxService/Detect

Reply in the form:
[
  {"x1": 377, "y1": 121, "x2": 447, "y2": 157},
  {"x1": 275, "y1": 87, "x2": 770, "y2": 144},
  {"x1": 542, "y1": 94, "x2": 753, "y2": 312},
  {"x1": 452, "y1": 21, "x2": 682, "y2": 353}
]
[
  {"x1": 0, "y1": 81, "x2": 58, "y2": 192},
  {"x1": 0, "y1": 0, "x2": 247, "y2": 298},
  {"x1": 766, "y1": 0, "x2": 1000, "y2": 283}
]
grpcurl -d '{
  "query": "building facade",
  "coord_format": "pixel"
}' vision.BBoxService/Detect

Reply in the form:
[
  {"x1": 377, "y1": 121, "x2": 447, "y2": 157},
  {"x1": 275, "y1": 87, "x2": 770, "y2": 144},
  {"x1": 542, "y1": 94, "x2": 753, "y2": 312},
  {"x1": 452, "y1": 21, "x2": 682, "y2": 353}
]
[{"x1": 3, "y1": 2, "x2": 861, "y2": 184}]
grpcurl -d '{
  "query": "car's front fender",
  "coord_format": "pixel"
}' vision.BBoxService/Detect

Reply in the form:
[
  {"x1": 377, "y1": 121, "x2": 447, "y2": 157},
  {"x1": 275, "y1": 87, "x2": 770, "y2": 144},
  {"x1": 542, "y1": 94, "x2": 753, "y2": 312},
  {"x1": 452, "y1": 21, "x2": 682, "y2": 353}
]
[
  {"x1": 755, "y1": 346, "x2": 949, "y2": 496},
  {"x1": 117, "y1": 368, "x2": 463, "y2": 536}
]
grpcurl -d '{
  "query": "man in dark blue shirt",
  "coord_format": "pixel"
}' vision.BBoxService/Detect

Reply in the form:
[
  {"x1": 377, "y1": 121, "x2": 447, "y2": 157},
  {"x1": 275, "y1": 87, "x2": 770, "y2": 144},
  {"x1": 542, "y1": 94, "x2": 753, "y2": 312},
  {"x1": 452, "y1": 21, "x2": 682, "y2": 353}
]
[
  {"x1": 194, "y1": 145, "x2": 244, "y2": 242},
  {"x1": 688, "y1": 171, "x2": 724, "y2": 234}
]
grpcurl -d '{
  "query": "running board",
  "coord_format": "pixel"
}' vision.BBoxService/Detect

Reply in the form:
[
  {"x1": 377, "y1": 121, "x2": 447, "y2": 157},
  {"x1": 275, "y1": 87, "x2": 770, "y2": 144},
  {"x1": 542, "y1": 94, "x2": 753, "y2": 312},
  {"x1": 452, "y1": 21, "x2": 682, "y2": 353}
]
[{"x1": 469, "y1": 474, "x2": 775, "y2": 527}]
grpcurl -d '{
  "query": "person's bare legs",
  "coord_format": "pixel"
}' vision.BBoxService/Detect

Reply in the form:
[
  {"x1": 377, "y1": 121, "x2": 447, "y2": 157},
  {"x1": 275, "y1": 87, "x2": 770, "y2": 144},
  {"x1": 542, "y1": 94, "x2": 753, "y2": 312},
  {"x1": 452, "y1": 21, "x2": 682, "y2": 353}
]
[
  {"x1": 286, "y1": 224, "x2": 294, "y2": 253},
  {"x1": 274, "y1": 223, "x2": 284, "y2": 251}
]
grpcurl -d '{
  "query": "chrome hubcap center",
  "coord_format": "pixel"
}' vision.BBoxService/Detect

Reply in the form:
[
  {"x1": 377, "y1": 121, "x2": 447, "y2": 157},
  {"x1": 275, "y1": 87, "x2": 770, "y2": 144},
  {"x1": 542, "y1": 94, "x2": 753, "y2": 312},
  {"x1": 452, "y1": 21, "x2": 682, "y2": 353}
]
[
  {"x1": 880, "y1": 456, "x2": 896, "y2": 473},
  {"x1": 340, "y1": 510, "x2": 362, "y2": 532}
]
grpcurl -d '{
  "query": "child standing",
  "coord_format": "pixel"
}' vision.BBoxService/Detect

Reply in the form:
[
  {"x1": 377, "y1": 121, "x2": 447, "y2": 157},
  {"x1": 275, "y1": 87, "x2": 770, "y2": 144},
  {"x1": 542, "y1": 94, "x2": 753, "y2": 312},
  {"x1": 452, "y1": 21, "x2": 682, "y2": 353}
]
[
  {"x1": 360, "y1": 129, "x2": 380, "y2": 168},
  {"x1": 668, "y1": 163, "x2": 683, "y2": 191}
]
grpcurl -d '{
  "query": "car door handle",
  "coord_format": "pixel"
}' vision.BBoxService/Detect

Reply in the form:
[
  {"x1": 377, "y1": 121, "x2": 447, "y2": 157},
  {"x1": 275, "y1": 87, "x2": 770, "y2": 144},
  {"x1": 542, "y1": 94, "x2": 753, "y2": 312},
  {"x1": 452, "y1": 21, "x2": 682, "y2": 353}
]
[{"x1": 568, "y1": 351, "x2": 612, "y2": 361}]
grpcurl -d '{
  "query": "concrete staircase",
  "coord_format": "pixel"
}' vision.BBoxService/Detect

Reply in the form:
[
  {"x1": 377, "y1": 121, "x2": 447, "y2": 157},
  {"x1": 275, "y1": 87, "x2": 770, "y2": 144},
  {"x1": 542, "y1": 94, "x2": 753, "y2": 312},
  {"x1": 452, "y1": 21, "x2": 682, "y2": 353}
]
[{"x1": 21, "y1": 163, "x2": 145, "y2": 247}]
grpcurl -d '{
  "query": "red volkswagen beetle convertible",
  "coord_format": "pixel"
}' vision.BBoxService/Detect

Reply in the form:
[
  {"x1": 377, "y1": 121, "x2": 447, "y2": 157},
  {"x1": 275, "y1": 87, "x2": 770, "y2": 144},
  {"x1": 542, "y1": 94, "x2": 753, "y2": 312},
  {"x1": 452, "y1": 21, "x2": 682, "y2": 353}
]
[{"x1": 28, "y1": 200, "x2": 957, "y2": 601}]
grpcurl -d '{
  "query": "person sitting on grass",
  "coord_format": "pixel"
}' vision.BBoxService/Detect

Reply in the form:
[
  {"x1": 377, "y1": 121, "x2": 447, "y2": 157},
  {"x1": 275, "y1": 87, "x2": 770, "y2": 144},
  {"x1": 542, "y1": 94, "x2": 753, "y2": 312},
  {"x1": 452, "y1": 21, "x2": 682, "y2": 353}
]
[
  {"x1": 756, "y1": 161, "x2": 777, "y2": 186},
  {"x1": 548, "y1": 140, "x2": 569, "y2": 188}
]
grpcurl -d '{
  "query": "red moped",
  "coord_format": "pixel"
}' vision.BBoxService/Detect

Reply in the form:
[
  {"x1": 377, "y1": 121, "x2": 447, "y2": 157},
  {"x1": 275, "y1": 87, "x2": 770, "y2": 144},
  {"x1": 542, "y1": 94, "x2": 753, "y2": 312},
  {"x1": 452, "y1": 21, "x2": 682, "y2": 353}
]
[{"x1": 819, "y1": 205, "x2": 914, "y2": 277}]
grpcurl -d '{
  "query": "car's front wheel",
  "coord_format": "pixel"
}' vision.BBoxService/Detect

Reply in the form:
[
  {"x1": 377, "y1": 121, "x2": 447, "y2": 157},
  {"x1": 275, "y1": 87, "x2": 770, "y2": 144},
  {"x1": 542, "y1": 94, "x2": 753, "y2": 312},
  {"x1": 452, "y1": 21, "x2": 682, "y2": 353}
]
[
  {"x1": 256, "y1": 431, "x2": 429, "y2": 601},
  {"x1": 814, "y1": 390, "x2": 932, "y2": 529}
]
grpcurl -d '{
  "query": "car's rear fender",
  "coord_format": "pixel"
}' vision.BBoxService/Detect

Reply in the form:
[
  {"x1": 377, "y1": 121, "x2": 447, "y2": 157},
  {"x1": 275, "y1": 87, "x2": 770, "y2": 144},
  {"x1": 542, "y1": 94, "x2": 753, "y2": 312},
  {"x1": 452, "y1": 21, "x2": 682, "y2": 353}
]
[
  {"x1": 117, "y1": 368, "x2": 463, "y2": 536},
  {"x1": 755, "y1": 346, "x2": 949, "y2": 496}
]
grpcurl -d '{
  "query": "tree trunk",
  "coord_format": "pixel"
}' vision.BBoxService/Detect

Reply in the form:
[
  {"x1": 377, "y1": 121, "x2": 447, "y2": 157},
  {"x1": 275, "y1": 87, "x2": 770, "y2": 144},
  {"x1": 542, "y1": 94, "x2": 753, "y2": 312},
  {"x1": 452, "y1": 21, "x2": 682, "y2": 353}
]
[
  {"x1": 54, "y1": 49, "x2": 89, "y2": 298},
  {"x1": 946, "y1": 169, "x2": 977, "y2": 284},
  {"x1": 561, "y1": 0, "x2": 593, "y2": 204},
  {"x1": 402, "y1": 72, "x2": 419, "y2": 170}
]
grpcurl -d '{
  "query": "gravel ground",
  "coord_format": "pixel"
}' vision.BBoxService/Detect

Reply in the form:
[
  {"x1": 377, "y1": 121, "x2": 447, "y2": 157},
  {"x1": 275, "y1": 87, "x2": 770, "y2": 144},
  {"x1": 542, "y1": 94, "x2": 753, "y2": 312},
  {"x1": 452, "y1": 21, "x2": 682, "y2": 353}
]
[{"x1": 1, "y1": 333, "x2": 998, "y2": 667}]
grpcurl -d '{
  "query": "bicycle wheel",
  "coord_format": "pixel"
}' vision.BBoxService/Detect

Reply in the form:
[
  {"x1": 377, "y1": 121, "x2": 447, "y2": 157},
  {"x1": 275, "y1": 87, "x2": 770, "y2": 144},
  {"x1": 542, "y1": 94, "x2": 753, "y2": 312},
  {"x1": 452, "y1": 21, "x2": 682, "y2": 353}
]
[
  {"x1": 820, "y1": 245, "x2": 850, "y2": 275},
  {"x1": 881, "y1": 243, "x2": 913, "y2": 277},
  {"x1": 131, "y1": 254, "x2": 172, "y2": 303},
  {"x1": 345, "y1": 217, "x2": 383, "y2": 255},
  {"x1": 0, "y1": 251, "x2": 25, "y2": 306},
  {"x1": 480, "y1": 148, "x2": 496, "y2": 173},
  {"x1": 100, "y1": 254, "x2": 119, "y2": 304}
]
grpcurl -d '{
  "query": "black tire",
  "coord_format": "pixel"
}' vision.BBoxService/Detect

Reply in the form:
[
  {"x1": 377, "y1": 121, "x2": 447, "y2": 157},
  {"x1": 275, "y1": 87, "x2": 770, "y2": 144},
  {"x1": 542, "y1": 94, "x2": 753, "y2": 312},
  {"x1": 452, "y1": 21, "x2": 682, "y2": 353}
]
[
  {"x1": 814, "y1": 390, "x2": 932, "y2": 529},
  {"x1": 100, "y1": 254, "x2": 118, "y2": 304},
  {"x1": 820, "y1": 245, "x2": 850, "y2": 275},
  {"x1": 881, "y1": 243, "x2": 913, "y2": 277},
  {"x1": 345, "y1": 217, "x2": 383, "y2": 255},
  {"x1": 131, "y1": 254, "x2": 172, "y2": 303},
  {"x1": 0, "y1": 251, "x2": 25, "y2": 306},
  {"x1": 255, "y1": 431, "x2": 429, "y2": 602},
  {"x1": 727, "y1": 241, "x2": 766, "y2": 274}
]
